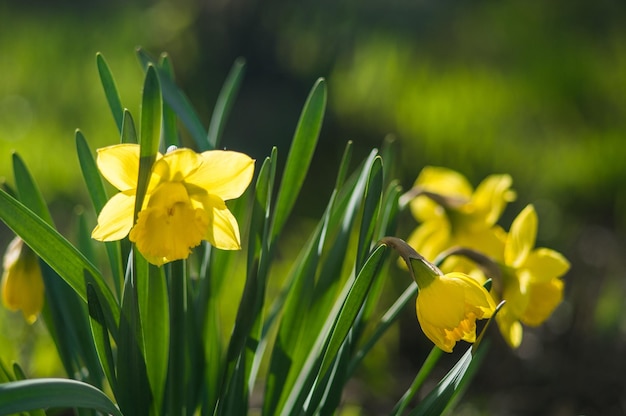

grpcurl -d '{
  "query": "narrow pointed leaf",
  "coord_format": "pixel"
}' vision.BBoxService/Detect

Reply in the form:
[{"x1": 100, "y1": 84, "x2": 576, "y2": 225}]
[
  {"x1": 12, "y1": 153, "x2": 54, "y2": 225},
  {"x1": 136, "y1": 47, "x2": 208, "y2": 150},
  {"x1": 159, "y1": 54, "x2": 180, "y2": 150},
  {"x1": 207, "y1": 58, "x2": 246, "y2": 149},
  {"x1": 96, "y1": 52, "x2": 124, "y2": 133},
  {"x1": 87, "y1": 284, "x2": 118, "y2": 397},
  {"x1": 121, "y1": 110, "x2": 138, "y2": 144},
  {"x1": 270, "y1": 78, "x2": 326, "y2": 241}
]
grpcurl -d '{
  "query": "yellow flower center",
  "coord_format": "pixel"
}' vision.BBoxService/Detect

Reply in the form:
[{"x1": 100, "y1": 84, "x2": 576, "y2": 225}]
[{"x1": 129, "y1": 182, "x2": 209, "y2": 266}]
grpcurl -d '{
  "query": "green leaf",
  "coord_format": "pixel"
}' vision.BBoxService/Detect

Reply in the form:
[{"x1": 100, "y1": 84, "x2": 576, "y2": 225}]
[
  {"x1": 270, "y1": 78, "x2": 326, "y2": 242},
  {"x1": 87, "y1": 284, "x2": 118, "y2": 397},
  {"x1": 318, "y1": 244, "x2": 387, "y2": 378},
  {"x1": 138, "y1": 260, "x2": 169, "y2": 415},
  {"x1": 136, "y1": 48, "x2": 208, "y2": 150},
  {"x1": 12, "y1": 153, "x2": 54, "y2": 225},
  {"x1": 76, "y1": 130, "x2": 124, "y2": 297},
  {"x1": 121, "y1": 110, "x2": 138, "y2": 144},
  {"x1": 135, "y1": 64, "x2": 162, "y2": 218},
  {"x1": 0, "y1": 189, "x2": 120, "y2": 337},
  {"x1": 207, "y1": 58, "x2": 246, "y2": 149},
  {"x1": 96, "y1": 52, "x2": 124, "y2": 134},
  {"x1": 158, "y1": 54, "x2": 180, "y2": 150},
  {"x1": 116, "y1": 252, "x2": 152, "y2": 416},
  {"x1": 355, "y1": 156, "x2": 383, "y2": 270},
  {"x1": 165, "y1": 260, "x2": 186, "y2": 416},
  {"x1": 408, "y1": 346, "x2": 487, "y2": 416},
  {"x1": 0, "y1": 379, "x2": 123, "y2": 416}
]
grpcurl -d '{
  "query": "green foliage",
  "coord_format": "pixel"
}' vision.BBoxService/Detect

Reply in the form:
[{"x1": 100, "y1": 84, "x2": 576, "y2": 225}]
[{"x1": 0, "y1": 50, "x2": 511, "y2": 415}]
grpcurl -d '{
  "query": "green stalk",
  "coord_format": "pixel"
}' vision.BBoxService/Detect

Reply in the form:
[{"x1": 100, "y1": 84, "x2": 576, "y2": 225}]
[
  {"x1": 391, "y1": 347, "x2": 443, "y2": 415},
  {"x1": 168, "y1": 260, "x2": 187, "y2": 415}
]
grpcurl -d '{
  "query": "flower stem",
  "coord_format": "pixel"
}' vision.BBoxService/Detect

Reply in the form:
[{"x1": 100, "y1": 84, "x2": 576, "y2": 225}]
[{"x1": 391, "y1": 346, "x2": 443, "y2": 415}]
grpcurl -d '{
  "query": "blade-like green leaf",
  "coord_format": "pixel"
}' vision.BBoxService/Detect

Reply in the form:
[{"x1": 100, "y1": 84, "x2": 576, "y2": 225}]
[
  {"x1": 270, "y1": 78, "x2": 326, "y2": 242},
  {"x1": 0, "y1": 379, "x2": 123, "y2": 416},
  {"x1": 136, "y1": 48, "x2": 208, "y2": 150},
  {"x1": 166, "y1": 259, "x2": 187, "y2": 416},
  {"x1": 318, "y1": 244, "x2": 387, "y2": 378},
  {"x1": 87, "y1": 283, "x2": 118, "y2": 397},
  {"x1": 121, "y1": 110, "x2": 138, "y2": 144},
  {"x1": 135, "y1": 64, "x2": 162, "y2": 218},
  {"x1": 12, "y1": 153, "x2": 54, "y2": 225},
  {"x1": 138, "y1": 259, "x2": 169, "y2": 415},
  {"x1": 96, "y1": 52, "x2": 124, "y2": 133},
  {"x1": 76, "y1": 130, "x2": 124, "y2": 297},
  {"x1": 116, "y1": 252, "x2": 152, "y2": 416},
  {"x1": 207, "y1": 58, "x2": 246, "y2": 149},
  {"x1": 356, "y1": 156, "x2": 383, "y2": 270},
  {"x1": 158, "y1": 54, "x2": 180, "y2": 150}
]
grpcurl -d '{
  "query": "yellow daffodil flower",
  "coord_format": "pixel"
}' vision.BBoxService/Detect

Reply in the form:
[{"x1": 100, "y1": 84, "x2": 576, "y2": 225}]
[
  {"x1": 497, "y1": 204, "x2": 569, "y2": 348},
  {"x1": 406, "y1": 167, "x2": 515, "y2": 263},
  {"x1": 382, "y1": 236, "x2": 496, "y2": 353},
  {"x1": 92, "y1": 144, "x2": 254, "y2": 266},
  {"x1": 1, "y1": 236, "x2": 44, "y2": 324},
  {"x1": 416, "y1": 271, "x2": 497, "y2": 352}
]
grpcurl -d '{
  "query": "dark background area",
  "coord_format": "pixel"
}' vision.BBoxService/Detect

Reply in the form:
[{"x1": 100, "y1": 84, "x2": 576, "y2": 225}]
[{"x1": 1, "y1": 0, "x2": 626, "y2": 414}]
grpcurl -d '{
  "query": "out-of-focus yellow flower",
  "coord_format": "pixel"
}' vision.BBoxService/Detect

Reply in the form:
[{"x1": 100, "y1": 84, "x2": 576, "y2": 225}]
[
  {"x1": 1, "y1": 236, "x2": 44, "y2": 324},
  {"x1": 92, "y1": 144, "x2": 254, "y2": 266},
  {"x1": 496, "y1": 204, "x2": 569, "y2": 348},
  {"x1": 416, "y1": 271, "x2": 497, "y2": 353},
  {"x1": 406, "y1": 166, "x2": 515, "y2": 264}
]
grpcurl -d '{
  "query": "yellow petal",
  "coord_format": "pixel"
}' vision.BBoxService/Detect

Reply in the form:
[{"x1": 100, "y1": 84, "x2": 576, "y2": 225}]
[
  {"x1": 129, "y1": 182, "x2": 209, "y2": 265},
  {"x1": 204, "y1": 197, "x2": 242, "y2": 250},
  {"x1": 96, "y1": 144, "x2": 141, "y2": 191},
  {"x1": 505, "y1": 204, "x2": 537, "y2": 268},
  {"x1": 161, "y1": 148, "x2": 203, "y2": 181},
  {"x1": 523, "y1": 248, "x2": 570, "y2": 282},
  {"x1": 521, "y1": 278, "x2": 564, "y2": 327},
  {"x1": 496, "y1": 307, "x2": 523, "y2": 348},
  {"x1": 409, "y1": 166, "x2": 473, "y2": 222},
  {"x1": 92, "y1": 192, "x2": 136, "y2": 241},
  {"x1": 405, "y1": 217, "x2": 451, "y2": 262},
  {"x1": 471, "y1": 174, "x2": 515, "y2": 226},
  {"x1": 187, "y1": 150, "x2": 255, "y2": 201}
]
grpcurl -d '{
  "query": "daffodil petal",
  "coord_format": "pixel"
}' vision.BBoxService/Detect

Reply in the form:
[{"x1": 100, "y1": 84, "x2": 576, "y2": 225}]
[
  {"x1": 410, "y1": 166, "x2": 473, "y2": 222},
  {"x1": 96, "y1": 144, "x2": 141, "y2": 191},
  {"x1": 92, "y1": 192, "x2": 135, "y2": 241},
  {"x1": 496, "y1": 308, "x2": 523, "y2": 348},
  {"x1": 523, "y1": 248, "x2": 570, "y2": 282},
  {"x1": 521, "y1": 279, "x2": 564, "y2": 327},
  {"x1": 471, "y1": 174, "x2": 515, "y2": 226},
  {"x1": 162, "y1": 148, "x2": 203, "y2": 181},
  {"x1": 200, "y1": 196, "x2": 241, "y2": 250},
  {"x1": 505, "y1": 204, "x2": 537, "y2": 268},
  {"x1": 187, "y1": 150, "x2": 255, "y2": 201},
  {"x1": 406, "y1": 217, "x2": 451, "y2": 262}
]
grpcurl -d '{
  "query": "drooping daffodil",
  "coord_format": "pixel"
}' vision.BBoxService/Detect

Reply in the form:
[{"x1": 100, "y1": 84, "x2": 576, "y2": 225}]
[
  {"x1": 406, "y1": 166, "x2": 515, "y2": 263},
  {"x1": 1, "y1": 236, "x2": 44, "y2": 324},
  {"x1": 497, "y1": 204, "x2": 569, "y2": 348},
  {"x1": 383, "y1": 237, "x2": 496, "y2": 353},
  {"x1": 92, "y1": 144, "x2": 254, "y2": 266}
]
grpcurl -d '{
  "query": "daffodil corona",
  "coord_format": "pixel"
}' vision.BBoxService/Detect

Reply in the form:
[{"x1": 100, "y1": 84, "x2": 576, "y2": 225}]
[
  {"x1": 1, "y1": 236, "x2": 44, "y2": 324},
  {"x1": 92, "y1": 144, "x2": 254, "y2": 266}
]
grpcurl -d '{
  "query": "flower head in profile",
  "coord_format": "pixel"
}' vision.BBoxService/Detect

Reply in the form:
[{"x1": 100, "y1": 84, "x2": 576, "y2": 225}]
[
  {"x1": 406, "y1": 166, "x2": 515, "y2": 263},
  {"x1": 416, "y1": 271, "x2": 497, "y2": 353},
  {"x1": 92, "y1": 144, "x2": 254, "y2": 266},
  {"x1": 497, "y1": 204, "x2": 569, "y2": 348},
  {"x1": 383, "y1": 237, "x2": 496, "y2": 353},
  {"x1": 1, "y1": 236, "x2": 44, "y2": 324}
]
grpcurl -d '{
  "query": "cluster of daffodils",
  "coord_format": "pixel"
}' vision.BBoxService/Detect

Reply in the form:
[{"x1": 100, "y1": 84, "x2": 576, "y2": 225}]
[{"x1": 403, "y1": 166, "x2": 569, "y2": 350}]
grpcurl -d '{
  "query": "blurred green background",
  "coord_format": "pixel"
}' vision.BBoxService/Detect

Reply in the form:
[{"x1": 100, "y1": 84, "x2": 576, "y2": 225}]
[{"x1": 1, "y1": 0, "x2": 626, "y2": 414}]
